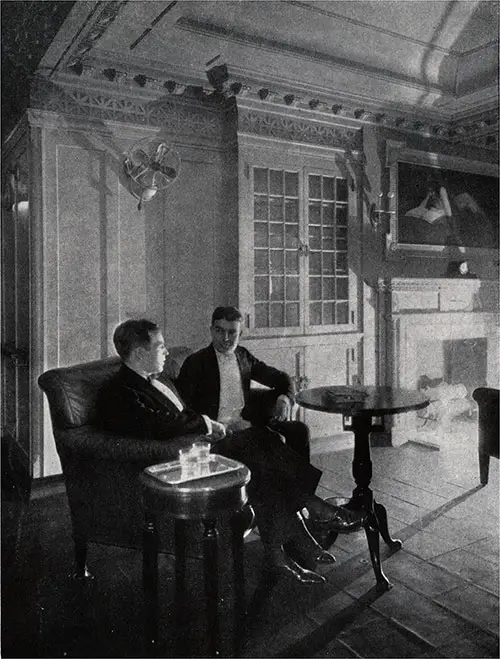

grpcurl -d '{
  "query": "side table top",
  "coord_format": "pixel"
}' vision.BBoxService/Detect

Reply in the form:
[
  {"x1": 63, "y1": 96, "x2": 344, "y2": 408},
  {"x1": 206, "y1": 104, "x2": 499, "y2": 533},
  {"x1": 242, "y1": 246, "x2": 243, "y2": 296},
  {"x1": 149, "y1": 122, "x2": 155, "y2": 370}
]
[{"x1": 296, "y1": 386, "x2": 429, "y2": 417}]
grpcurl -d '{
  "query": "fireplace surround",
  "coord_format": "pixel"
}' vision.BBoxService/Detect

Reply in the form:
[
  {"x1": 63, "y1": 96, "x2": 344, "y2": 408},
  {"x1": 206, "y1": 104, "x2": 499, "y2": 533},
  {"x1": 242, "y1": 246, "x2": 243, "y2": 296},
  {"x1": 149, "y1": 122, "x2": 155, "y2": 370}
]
[{"x1": 378, "y1": 277, "x2": 500, "y2": 448}]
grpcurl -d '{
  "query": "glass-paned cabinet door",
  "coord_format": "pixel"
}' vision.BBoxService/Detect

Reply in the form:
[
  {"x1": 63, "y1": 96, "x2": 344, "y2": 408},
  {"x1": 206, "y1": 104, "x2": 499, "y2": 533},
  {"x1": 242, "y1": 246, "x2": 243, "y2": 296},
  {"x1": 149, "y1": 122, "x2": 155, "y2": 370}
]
[
  {"x1": 240, "y1": 158, "x2": 358, "y2": 336},
  {"x1": 307, "y1": 172, "x2": 351, "y2": 332},
  {"x1": 253, "y1": 167, "x2": 302, "y2": 331}
]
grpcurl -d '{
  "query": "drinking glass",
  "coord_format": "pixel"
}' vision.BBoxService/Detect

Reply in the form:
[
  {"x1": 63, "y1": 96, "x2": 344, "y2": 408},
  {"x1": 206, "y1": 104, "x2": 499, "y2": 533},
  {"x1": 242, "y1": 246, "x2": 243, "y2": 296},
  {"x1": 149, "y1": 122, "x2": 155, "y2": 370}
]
[
  {"x1": 178, "y1": 447, "x2": 199, "y2": 479},
  {"x1": 191, "y1": 441, "x2": 211, "y2": 475}
]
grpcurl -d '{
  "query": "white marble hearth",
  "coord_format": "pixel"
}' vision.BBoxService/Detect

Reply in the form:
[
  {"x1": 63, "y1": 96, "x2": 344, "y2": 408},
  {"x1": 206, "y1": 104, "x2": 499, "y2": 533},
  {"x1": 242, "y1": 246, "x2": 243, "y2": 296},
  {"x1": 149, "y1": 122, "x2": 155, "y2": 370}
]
[{"x1": 378, "y1": 277, "x2": 500, "y2": 449}]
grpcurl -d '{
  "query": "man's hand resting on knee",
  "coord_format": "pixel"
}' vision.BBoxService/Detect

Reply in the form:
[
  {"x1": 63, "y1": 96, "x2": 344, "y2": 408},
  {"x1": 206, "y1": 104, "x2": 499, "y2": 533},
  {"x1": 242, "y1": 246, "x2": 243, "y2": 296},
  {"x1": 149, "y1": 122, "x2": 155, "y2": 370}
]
[{"x1": 208, "y1": 420, "x2": 226, "y2": 441}]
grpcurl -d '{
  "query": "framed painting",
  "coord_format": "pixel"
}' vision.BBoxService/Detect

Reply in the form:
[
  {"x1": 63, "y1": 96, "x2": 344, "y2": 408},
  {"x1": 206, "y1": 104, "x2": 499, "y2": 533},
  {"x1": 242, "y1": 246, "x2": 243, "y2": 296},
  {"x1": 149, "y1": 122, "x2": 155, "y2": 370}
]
[{"x1": 386, "y1": 146, "x2": 499, "y2": 256}]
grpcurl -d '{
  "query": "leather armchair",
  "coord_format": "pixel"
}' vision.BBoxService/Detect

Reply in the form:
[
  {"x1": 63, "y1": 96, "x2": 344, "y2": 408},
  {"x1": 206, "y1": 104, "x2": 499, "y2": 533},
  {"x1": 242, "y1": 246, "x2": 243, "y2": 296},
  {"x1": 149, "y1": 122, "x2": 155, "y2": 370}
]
[
  {"x1": 38, "y1": 347, "x2": 281, "y2": 576},
  {"x1": 472, "y1": 387, "x2": 499, "y2": 485},
  {"x1": 38, "y1": 347, "x2": 208, "y2": 576}
]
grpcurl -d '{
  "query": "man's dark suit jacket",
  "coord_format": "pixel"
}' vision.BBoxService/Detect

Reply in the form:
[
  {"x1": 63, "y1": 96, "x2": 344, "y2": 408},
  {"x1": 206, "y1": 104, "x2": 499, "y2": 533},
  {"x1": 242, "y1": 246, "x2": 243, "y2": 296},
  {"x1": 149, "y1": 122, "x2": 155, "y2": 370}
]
[
  {"x1": 176, "y1": 344, "x2": 294, "y2": 422},
  {"x1": 96, "y1": 364, "x2": 207, "y2": 440},
  {"x1": 96, "y1": 360, "x2": 321, "y2": 528}
]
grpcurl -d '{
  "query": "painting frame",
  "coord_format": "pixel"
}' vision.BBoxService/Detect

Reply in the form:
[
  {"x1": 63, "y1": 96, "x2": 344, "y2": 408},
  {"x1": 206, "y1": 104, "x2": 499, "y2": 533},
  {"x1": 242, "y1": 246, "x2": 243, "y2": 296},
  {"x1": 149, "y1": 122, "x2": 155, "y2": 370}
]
[{"x1": 385, "y1": 144, "x2": 499, "y2": 258}]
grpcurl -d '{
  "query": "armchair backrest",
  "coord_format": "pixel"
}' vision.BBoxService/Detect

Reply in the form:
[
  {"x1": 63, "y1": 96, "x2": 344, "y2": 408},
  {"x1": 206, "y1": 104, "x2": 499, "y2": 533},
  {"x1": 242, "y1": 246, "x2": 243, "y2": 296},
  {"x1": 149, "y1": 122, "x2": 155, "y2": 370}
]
[{"x1": 38, "y1": 347, "x2": 193, "y2": 431}]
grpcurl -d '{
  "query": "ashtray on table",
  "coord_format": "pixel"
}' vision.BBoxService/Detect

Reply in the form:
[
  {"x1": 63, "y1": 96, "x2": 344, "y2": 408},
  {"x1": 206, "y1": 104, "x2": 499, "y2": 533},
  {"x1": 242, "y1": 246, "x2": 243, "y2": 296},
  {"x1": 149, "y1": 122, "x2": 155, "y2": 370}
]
[{"x1": 324, "y1": 386, "x2": 369, "y2": 403}]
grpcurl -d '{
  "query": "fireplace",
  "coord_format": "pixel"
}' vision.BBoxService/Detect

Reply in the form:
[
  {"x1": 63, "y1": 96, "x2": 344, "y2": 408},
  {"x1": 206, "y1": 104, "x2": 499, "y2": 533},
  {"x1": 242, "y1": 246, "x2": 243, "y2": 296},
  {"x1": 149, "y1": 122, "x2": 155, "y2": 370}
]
[{"x1": 378, "y1": 278, "x2": 499, "y2": 448}]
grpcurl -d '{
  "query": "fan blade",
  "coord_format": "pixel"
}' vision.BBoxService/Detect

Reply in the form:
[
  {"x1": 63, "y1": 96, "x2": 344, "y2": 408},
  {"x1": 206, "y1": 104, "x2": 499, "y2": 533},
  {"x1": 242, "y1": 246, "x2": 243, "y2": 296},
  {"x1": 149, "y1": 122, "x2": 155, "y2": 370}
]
[
  {"x1": 154, "y1": 143, "x2": 170, "y2": 161},
  {"x1": 132, "y1": 149, "x2": 151, "y2": 166},
  {"x1": 158, "y1": 164, "x2": 177, "y2": 179}
]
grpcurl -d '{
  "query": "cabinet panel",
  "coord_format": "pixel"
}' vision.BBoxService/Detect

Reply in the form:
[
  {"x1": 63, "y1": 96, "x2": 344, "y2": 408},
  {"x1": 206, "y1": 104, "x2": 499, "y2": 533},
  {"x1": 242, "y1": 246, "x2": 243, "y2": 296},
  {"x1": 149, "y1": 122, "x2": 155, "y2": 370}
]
[
  {"x1": 57, "y1": 145, "x2": 105, "y2": 364},
  {"x1": 1, "y1": 147, "x2": 31, "y2": 472},
  {"x1": 241, "y1": 337, "x2": 362, "y2": 441},
  {"x1": 241, "y1": 343, "x2": 303, "y2": 391},
  {"x1": 304, "y1": 343, "x2": 359, "y2": 439},
  {"x1": 163, "y1": 158, "x2": 218, "y2": 347}
]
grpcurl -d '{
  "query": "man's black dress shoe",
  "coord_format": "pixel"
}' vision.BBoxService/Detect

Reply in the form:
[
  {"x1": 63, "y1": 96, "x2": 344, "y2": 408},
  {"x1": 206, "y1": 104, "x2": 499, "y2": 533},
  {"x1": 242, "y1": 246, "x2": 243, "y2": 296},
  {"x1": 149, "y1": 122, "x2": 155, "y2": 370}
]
[
  {"x1": 307, "y1": 498, "x2": 365, "y2": 534},
  {"x1": 316, "y1": 549, "x2": 336, "y2": 564},
  {"x1": 266, "y1": 552, "x2": 326, "y2": 584},
  {"x1": 284, "y1": 538, "x2": 336, "y2": 571},
  {"x1": 323, "y1": 509, "x2": 365, "y2": 534}
]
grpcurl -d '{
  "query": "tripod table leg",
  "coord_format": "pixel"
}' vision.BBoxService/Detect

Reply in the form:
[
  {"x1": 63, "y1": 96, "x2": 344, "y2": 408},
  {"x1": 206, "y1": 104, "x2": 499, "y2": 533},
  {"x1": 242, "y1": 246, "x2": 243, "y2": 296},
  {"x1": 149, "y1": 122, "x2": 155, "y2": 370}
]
[
  {"x1": 365, "y1": 515, "x2": 392, "y2": 592},
  {"x1": 373, "y1": 501, "x2": 402, "y2": 550}
]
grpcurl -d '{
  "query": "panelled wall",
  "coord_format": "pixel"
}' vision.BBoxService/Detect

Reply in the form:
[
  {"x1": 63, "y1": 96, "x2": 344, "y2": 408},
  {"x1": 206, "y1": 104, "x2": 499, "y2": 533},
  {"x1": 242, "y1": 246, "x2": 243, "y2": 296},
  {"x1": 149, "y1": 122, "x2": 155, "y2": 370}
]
[
  {"x1": 4, "y1": 86, "x2": 239, "y2": 477},
  {"x1": 2, "y1": 77, "x2": 498, "y2": 477}
]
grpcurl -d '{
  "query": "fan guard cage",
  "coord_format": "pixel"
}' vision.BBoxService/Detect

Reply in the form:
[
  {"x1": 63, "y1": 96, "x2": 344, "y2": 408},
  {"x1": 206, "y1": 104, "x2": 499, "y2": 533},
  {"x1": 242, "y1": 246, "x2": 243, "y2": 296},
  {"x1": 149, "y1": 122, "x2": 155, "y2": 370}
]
[{"x1": 122, "y1": 137, "x2": 181, "y2": 209}]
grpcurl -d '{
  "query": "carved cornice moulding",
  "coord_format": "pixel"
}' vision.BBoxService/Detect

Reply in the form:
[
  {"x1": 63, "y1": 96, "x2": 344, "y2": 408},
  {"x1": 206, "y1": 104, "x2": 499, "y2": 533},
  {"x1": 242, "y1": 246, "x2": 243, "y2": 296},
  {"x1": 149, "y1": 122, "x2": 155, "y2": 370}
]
[
  {"x1": 43, "y1": 58, "x2": 498, "y2": 150},
  {"x1": 65, "y1": 1, "x2": 128, "y2": 69}
]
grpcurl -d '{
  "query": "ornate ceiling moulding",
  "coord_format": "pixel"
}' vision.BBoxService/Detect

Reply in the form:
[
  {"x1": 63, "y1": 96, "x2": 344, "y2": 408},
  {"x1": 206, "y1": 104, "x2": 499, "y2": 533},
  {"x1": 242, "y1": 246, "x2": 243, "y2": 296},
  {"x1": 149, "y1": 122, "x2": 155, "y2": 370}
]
[
  {"x1": 65, "y1": 1, "x2": 128, "y2": 72},
  {"x1": 448, "y1": 109, "x2": 499, "y2": 150},
  {"x1": 48, "y1": 62, "x2": 499, "y2": 148}
]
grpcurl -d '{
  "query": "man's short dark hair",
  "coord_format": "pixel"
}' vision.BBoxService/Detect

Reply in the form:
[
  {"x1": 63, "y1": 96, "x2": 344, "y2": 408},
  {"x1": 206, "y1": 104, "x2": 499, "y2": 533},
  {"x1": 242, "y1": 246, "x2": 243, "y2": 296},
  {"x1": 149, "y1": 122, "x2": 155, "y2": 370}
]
[
  {"x1": 211, "y1": 306, "x2": 243, "y2": 324},
  {"x1": 113, "y1": 319, "x2": 160, "y2": 360}
]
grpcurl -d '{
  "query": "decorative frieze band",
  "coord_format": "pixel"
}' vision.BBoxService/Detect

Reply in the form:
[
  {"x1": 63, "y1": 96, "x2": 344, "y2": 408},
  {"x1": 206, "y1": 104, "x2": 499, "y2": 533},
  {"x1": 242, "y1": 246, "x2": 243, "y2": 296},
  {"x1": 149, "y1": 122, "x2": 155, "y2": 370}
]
[
  {"x1": 238, "y1": 107, "x2": 362, "y2": 150},
  {"x1": 29, "y1": 77, "x2": 225, "y2": 140}
]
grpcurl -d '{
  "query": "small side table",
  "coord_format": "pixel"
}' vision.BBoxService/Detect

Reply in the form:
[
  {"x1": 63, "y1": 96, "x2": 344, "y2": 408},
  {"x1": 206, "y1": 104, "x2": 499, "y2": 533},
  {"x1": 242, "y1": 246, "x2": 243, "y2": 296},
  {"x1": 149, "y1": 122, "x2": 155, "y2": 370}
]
[
  {"x1": 296, "y1": 386, "x2": 429, "y2": 591},
  {"x1": 140, "y1": 455, "x2": 251, "y2": 657}
]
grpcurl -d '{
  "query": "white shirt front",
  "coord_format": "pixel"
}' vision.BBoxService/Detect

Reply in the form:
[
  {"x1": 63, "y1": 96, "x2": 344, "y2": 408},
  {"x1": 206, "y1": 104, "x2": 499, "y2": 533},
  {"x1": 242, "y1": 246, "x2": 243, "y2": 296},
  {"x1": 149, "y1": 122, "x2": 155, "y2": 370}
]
[
  {"x1": 215, "y1": 350, "x2": 250, "y2": 431},
  {"x1": 126, "y1": 363, "x2": 212, "y2": 434},
  {"x1": 149, "y1": 377, "x2": 184, "y2": 411}
]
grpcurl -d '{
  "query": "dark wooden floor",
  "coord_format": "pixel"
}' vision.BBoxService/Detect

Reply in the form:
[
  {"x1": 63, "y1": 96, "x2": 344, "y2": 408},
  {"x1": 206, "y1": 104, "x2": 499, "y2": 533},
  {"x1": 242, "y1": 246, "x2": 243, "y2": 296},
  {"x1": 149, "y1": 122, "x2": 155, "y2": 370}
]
[{"x1": 2, "y1": 417, "x2": 499, "y2": 657}]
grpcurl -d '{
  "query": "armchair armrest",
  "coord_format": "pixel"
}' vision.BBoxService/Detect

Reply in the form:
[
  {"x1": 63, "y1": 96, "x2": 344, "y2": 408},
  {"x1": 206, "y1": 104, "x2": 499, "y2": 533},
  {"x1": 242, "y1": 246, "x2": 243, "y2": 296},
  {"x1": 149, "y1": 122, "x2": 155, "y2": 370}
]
[
  {"x1": 242, "y1": 388, "x2": 297, "y2": 426},
  {"x1": 56, "y1": 426, "x2": 205, "y2": 465}
]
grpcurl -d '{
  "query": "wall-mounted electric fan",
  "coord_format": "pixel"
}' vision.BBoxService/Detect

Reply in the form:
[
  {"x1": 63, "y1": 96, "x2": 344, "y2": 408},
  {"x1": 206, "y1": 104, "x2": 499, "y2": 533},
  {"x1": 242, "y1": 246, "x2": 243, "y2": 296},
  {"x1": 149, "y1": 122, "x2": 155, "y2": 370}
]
[{"x1": 122, "y1": 137, "x2": 181, "y2": 210}]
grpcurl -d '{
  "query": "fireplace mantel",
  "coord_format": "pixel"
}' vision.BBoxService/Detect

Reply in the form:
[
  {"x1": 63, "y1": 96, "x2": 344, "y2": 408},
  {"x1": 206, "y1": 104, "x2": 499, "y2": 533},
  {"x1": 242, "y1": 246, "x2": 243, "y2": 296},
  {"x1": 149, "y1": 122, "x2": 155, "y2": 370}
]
[
  {"x1": 377, "y1": 277, "x2": 500, "y2": 447},
  {"x1": 379, "y1": 277, "x2": 498, "y2": 314}
]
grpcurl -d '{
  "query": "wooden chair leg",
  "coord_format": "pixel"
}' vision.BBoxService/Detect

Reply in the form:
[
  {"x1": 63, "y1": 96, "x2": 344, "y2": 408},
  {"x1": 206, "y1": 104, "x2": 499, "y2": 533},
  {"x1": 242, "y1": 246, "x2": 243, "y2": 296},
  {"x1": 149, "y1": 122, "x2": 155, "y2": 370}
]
[
  {"x1": 203, "y1": 519, "x2": 220, "y2": 658},
  {"x1": 231, "y1": 513, "x2": 246, "y2": 656},
  {"x1": 479, "y1": 449, "x2": 490, "y2": 485}
]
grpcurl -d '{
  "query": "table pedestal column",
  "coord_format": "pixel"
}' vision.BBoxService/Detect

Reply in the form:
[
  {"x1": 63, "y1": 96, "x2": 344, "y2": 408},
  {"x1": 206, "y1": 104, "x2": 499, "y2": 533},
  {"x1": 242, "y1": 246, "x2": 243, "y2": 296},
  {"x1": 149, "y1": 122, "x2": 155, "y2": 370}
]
[{"x1": 349, "y1": 416, "x2": 402, "y2": 592}]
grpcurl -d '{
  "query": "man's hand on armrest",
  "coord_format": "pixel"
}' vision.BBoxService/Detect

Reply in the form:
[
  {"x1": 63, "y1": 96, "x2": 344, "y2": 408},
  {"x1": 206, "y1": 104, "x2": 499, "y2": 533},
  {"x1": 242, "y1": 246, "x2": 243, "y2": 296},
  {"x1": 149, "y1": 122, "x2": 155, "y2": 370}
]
[{"x1": 272, "y1": 394, "x2": 293, "y2": 422}]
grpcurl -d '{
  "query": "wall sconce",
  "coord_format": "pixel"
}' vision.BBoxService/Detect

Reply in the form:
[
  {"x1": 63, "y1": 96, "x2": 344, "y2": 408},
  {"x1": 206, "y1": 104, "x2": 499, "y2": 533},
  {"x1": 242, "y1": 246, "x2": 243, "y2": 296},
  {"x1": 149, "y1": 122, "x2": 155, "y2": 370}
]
[{"x1": 369, "y1": 192, "x2": 395, "y2": 228}]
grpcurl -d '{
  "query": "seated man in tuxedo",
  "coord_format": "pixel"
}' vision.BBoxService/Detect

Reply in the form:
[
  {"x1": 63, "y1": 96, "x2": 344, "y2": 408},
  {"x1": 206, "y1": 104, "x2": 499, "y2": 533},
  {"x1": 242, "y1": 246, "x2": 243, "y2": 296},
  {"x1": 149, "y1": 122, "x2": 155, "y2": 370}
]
[
  {"x1": 97, "y1": 319, "x2": 360, "y2": 584},
  {"x1": 176, "y1": 305, "x2": 310, "y2": 460},
  {"x1": 176, "y1": 306, "x2": 363, "y2": 537}
]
